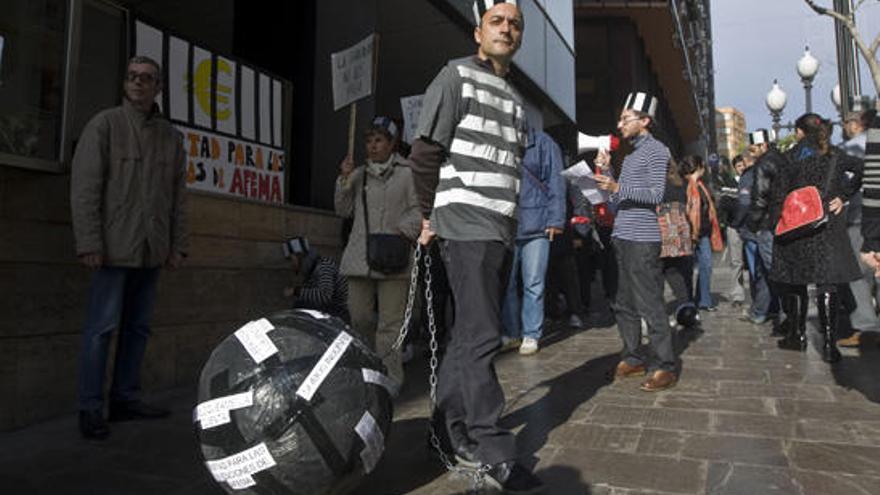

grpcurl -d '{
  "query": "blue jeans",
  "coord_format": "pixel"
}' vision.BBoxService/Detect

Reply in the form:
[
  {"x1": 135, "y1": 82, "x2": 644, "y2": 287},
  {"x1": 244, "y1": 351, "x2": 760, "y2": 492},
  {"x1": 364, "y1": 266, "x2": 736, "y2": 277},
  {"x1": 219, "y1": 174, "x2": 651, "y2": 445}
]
[
  {"x1": 694, "y1": 236, "x2": 714, "y2": 308},
  {"x1": 502, "y1": 236, "x2": 551, "y2": 340},
  {"x1": 78, "y1": 267, "x2": 161, "y2": 411},
  {"x1": 743, "y1": 229, "x2": 777, "y2": 318}
]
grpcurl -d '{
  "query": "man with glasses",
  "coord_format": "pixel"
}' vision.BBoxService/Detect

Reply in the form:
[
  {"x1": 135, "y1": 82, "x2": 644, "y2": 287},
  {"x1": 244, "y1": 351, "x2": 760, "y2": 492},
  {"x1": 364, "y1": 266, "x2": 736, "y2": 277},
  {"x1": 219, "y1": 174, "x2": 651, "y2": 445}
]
[
  {"x1": 71, "y1": 56, "x2": 188, "y2": 439},
  {"x1": 595, "y1": 92, "x2": 677, "y2": 392}
]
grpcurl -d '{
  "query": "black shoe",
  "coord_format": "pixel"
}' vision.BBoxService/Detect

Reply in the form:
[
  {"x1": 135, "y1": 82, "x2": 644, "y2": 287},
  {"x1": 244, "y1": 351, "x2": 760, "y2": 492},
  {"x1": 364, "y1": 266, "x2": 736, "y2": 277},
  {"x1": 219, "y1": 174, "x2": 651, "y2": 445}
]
[
  {"x1": 108, "y1": 401, "x2": 170, "y2": 422},
  {"x1": 79, "y1": 410, "x2": 110, "y2": 440},
  {"x1": 482, "y1": 462, "x2": 544, "y2": 494}
]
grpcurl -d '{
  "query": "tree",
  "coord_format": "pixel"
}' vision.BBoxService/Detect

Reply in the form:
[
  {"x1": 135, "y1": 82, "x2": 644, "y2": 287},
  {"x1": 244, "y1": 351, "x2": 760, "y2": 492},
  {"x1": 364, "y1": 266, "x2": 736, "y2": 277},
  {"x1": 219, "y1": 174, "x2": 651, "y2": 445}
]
[{"x1": 803, "y1": 0, "x2": 880, "y2": 94}]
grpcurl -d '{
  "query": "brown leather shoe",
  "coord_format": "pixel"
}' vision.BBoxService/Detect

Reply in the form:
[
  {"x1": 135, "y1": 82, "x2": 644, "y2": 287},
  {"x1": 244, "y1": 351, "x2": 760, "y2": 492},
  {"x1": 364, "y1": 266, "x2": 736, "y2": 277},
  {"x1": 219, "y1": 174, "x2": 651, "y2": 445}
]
[
  {"x1": 614, "y1": 361, "x2": 646, "y2": 380},
  {"x1": 640, "y1": 370, "x2": 677, "y2": 392},
  {"x1": 837, "y1": 331, "x2": 861, "y2": 348}
]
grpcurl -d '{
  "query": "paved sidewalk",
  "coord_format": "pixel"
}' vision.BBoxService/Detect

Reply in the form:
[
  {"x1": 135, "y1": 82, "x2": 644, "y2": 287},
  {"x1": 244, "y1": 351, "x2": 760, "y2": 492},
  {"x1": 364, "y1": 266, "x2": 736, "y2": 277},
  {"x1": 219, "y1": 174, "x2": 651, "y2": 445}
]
[{"x1": 2, "y1": 272, "x2": 880, "y2": 494}]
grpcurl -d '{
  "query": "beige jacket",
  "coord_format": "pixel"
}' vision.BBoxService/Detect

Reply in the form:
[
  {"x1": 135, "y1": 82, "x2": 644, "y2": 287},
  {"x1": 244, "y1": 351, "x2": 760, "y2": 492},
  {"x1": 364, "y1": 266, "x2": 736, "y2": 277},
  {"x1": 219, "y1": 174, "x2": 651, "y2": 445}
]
[
  {"x1": 70, "y1": 100, "x2": 189, "y2": 268},
  {"x1": 334, "y1": 161, "x2": 421, "y2": 279}
]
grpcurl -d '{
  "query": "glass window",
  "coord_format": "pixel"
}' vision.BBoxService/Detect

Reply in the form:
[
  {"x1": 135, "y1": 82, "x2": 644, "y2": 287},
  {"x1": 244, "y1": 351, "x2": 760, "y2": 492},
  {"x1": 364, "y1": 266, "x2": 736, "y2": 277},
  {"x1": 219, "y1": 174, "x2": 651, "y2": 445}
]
[{"x1": 0, "y1": 0, "x2": 68, "y2": 163}]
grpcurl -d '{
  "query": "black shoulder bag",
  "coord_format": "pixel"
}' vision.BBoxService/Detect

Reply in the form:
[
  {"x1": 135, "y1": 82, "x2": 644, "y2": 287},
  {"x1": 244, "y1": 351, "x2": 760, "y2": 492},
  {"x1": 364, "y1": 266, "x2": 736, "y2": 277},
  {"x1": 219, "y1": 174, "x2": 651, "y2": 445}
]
[{"x1": 361, "y1": 168, "x2": 411, "y2": 274}]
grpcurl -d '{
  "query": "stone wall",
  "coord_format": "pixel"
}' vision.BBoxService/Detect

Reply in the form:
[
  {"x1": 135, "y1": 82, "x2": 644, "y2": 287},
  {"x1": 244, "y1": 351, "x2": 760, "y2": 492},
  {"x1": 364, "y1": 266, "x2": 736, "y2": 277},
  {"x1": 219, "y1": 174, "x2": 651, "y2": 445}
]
[{"x1": 0, "y1": 165, "x2": 342, "y2": 430}]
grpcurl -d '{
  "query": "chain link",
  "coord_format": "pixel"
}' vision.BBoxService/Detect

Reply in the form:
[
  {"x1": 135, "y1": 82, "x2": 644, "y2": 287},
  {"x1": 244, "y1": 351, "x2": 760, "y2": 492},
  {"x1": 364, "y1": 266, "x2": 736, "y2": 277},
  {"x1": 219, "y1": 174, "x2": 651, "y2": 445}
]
[{"x1": 393, "y1": 242, "x2": 489, "y2": 492}]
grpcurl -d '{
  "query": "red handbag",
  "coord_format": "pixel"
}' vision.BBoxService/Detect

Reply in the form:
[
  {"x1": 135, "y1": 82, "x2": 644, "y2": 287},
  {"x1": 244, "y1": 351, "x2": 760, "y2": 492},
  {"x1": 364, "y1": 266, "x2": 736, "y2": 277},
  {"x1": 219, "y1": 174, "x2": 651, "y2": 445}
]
[{"x1": 775, "y1": 155, "x2": 836, "y2": 242}]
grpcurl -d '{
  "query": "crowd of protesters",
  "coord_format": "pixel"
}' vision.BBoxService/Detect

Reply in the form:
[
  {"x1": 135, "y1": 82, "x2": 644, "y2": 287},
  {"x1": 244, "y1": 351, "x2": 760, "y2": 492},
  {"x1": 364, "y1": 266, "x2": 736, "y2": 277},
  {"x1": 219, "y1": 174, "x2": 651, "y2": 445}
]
[{"x1": 70, "y1": 5, "x2": 880, "y2": 493}]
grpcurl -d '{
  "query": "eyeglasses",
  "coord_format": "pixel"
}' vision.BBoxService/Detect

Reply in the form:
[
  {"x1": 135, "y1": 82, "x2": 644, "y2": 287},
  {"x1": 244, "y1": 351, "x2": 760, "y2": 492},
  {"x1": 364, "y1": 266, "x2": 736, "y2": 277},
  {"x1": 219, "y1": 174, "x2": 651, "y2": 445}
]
[
  {"x1": 126, "y1": 71, "x2": 157, "y2": 83},
  {"x1": 617, "y1": 117, "x2": 642, "y2": 125}
]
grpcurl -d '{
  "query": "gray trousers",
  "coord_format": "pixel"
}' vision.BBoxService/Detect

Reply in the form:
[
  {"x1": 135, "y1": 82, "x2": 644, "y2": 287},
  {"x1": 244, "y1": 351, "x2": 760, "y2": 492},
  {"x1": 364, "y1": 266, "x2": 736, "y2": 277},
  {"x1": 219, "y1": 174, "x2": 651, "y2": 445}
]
[
  {"x1": 846, "y1": 224, "x2": 880, "y2": 332},
  {"x1": 613, "y1": 239, "x2": 676, "y2": 372},
  {"x1": 436, "y1": 239, "x2": 515, "y2": 465},
  {"x1": 348, "y1": 277, "x2": 407, "y2": 385},
  {"x1": 725, "y1": 227, "x2": 746, "y2": 303}
]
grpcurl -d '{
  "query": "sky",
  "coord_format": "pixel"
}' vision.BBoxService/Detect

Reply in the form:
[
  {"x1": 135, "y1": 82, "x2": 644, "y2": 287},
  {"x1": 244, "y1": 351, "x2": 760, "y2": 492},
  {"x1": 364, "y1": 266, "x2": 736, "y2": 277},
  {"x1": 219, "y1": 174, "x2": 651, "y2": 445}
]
[{"x1": 712, "y1": 0, "x2": 880, "y2": 138}]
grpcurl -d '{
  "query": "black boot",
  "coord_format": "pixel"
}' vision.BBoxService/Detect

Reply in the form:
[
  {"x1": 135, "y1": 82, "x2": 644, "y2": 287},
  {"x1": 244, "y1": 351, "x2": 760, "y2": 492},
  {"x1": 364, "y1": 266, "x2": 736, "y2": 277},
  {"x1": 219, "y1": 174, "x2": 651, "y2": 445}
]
[
  {"x1": 772, "y1": 294, "x2": 796, "y2": 338},
  {"x1": 817, "y1": 291, "x2": 842, "y2": 363},
  {"x1": 778, "y1": 290, "x2": 807, "y2": 351}
]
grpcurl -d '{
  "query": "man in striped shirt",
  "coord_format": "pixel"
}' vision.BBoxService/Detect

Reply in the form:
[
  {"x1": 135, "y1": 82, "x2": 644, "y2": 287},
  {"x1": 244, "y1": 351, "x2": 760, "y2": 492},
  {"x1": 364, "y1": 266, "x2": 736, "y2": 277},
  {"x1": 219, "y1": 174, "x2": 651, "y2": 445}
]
[
  {"x1": 595, "y1": 92, "x2": 677, "y2": 392},
  {"x1": 282, "y1": 237, "x2": 350, "y2": 323},
  {"x1": 408, "y1": 1, "x2": 543, "y2": 492}
]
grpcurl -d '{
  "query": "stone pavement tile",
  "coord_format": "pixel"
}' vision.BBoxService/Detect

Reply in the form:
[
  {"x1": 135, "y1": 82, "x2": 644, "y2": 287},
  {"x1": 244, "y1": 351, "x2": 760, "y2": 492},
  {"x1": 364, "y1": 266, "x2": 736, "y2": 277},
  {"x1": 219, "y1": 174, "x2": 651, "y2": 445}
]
[
  {"x1": 680, "y1": 356, "x2": 723, "y2": 369},
  {"x1": 776, "y1": 398, "x2": 880, "y2": 421},
  {"x1": 549, "y1": 446, "x2": 705, "y2": 494},
  {"x1": 636, "y1": 429, "x2": 689, "y2": 457},
  {"x1": 656, "y1": 396, "x2": 771, "y2": 415},
  {"x1": 787, "y1": 441, "x2": 880, "y2": 476},
  {"x1": 766, "y1": 368, "x2": 839, "y2": 386},
  {"x1": 718, "y1": 381, "x2": 835, "y2": 401},
  {"x1": 680, "y1": 433, "x2": 789, "y2": 467},
  {"x1": 705, "y1": 462, "x2": 799, "y2": 494},
  {"x1": 721, "y1": 358, "x2": 800, "y2": 372},
  {"x1": 545, "y1": 424, "x2": 641, "y2": 453},
  {"x1": 587, "y1": 404, "x2": 711, "y2": 432},
  {"x1": 713, "y1": 412, "x2": 795, "y2": 438},
  {"x1": 849, "y1": 421, "x2": 880, "y2": 445},
  {"x1": 791, "y1": 469, "x2": 880, "y2": 495},
  {"x1": 792, "y1": 419, "x2": 860, "y2": 445},
  {"x1": 657, "y1": 377, "x2": 719, "y2": 397},
  {"x1": 679, "y1": 367, "x2": 767, "y2": 383}
]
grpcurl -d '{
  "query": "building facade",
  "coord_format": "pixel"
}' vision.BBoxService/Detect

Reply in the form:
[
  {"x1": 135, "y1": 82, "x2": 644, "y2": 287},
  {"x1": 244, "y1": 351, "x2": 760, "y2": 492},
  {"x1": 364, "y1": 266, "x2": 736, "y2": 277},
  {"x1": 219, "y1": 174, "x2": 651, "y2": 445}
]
[
  {"x1": 573, "y1": 0, "x2": 715, "y2": 159},
  {"x1": 0, "y1": 0, "x2": 574, "y2": 429},
  {"x1": 715, "y1": 107, "x2": 747, "y2": 161}
]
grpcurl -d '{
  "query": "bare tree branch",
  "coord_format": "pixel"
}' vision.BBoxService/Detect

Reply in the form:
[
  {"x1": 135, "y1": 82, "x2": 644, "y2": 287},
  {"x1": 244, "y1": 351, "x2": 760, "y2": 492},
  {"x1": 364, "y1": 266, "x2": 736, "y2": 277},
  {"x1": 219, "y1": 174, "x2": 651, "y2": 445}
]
[
  {"x1": 803, "y1": 0, "x2": 829, "y2": 16},
  {"x1": 803, "y1": 0, "x2": 880, "y2": 94},
  {"x1": 856, "y1": 0, "x2": 870, "y2": 12}
]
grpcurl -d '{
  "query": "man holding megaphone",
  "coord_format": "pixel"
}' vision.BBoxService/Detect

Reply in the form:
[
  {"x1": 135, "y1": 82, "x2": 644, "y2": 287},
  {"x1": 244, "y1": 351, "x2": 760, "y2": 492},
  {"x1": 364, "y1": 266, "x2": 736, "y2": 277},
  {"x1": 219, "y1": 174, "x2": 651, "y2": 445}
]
[{"x1": 594, "y1": 92, "x2": 678, "y2": 393}]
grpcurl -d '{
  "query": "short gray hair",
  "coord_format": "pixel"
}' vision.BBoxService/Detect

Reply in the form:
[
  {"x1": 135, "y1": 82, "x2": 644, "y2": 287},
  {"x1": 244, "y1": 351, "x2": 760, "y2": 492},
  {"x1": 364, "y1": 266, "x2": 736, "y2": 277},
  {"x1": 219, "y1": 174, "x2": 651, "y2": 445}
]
[{"x1": 126, "y1": 55, "x2": 163, "y2": 81}]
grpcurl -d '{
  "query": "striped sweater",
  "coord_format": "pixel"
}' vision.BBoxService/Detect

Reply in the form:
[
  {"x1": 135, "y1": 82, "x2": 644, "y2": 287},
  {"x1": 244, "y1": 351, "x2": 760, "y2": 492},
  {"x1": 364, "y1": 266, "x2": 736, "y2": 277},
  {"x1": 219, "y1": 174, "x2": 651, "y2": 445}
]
[
  {"x1": 410, "y1": 56, "x2": 527, "y2": 244},
  {"x1": 610, "y1": 133, "x2": 670, "y2": 242},
  {"x1": 862, "y1": 117, "x2": 880, "y2": 251}
]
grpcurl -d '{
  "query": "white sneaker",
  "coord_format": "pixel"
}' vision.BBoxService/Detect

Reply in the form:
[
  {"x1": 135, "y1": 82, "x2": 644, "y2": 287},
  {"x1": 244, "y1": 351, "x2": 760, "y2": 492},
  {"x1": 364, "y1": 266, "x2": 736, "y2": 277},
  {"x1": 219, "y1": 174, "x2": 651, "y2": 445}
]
[{"x1": 519, "y1": 337, "x2": 539, "y2": 355}]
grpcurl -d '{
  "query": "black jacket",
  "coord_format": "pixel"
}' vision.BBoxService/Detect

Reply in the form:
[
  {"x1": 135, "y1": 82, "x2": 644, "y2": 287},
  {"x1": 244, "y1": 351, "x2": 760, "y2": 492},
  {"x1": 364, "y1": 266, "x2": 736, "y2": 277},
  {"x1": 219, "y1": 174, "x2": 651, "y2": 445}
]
[{"x1": 746, "y1": 148, "x2": 787, "y2": 233}]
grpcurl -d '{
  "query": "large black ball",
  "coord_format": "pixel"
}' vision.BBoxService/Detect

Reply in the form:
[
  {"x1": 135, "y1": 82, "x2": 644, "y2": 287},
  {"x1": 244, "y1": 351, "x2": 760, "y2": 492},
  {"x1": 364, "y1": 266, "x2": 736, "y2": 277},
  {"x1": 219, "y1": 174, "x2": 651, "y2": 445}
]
[{"x1": 195, "y1": 310, "x2": 395, "y2": 494}]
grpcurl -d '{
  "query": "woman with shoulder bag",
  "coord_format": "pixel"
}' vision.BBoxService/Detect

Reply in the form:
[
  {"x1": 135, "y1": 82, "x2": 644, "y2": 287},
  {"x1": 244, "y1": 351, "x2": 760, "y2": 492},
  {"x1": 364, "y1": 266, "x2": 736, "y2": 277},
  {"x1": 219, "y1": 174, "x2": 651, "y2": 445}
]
[
  {"x1": 658, "y1": 158, "x2": 698, "y2": 328},
  {"x1": 334, "y1": 117, "x2": 421, "y2": 385},
  {"x1": 770, "y1": 113, "x2": 861, "y2": 362}
]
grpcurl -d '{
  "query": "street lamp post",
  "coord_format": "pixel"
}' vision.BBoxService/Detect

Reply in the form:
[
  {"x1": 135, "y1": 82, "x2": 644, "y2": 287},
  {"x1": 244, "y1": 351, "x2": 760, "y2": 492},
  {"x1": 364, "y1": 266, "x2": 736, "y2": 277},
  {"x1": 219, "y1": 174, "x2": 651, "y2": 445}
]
[
  {"x1": 766, "y1": 79, "x2": 788, "y2": 140},
  {"x1": 797, "y1": 46, "x2": 820, "y2": 114}
]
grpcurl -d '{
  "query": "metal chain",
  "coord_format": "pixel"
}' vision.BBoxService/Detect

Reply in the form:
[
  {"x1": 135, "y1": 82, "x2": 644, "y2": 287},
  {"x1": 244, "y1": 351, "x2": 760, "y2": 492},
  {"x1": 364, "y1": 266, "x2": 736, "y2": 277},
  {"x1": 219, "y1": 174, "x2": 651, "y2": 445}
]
[
  {"x1": 393, "y1": 243, "x2": 489, "y2": 491},
  {"x1": 391, "y1": 244, "x2": 423, "y2": 352}
]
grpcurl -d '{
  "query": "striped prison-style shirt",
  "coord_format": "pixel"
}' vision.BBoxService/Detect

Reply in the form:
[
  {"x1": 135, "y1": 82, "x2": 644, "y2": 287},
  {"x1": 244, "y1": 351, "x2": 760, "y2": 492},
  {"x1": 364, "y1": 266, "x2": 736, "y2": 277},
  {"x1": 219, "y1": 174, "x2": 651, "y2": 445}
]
[
  {"x1": 862, "y1": 116, "x2": 880, "y2": 251},
  {"x1": 410, "y1": 56, "x2": 527, "y2": 245},
  {"x1": 609, "y1": 133, "x2": 670, "y2": 243}
]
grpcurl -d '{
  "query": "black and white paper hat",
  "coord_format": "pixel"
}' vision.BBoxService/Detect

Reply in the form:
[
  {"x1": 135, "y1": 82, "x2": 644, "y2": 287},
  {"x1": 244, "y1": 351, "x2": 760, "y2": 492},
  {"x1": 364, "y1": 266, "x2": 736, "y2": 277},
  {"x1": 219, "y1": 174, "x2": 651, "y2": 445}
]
[
  {"x1": 282, "y1": 237, "x2": 310, "y2": 258},
  {"x1": 748, "y1": 129, "x2": 770, "y2": 145},
  {"x1": 370, "y1": 116, "x2": 399, "y2": 141},
  {"x1": 473, "y1": 0, "x2": 518, "y2": 25},
  {"x1": 623, "y1": 92, "x2": 658, "y2": 118}
]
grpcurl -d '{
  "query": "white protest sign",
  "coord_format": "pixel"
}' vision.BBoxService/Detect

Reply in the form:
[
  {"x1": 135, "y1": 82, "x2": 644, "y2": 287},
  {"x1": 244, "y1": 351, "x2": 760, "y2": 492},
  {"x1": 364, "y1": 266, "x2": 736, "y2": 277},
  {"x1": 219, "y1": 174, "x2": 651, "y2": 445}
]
[
  {"x1": 400, "y1": 94, "x2": 425, "y2": 144},
  {"x1": 331, "y1": 34, "x2": 375, "y2": 111}
]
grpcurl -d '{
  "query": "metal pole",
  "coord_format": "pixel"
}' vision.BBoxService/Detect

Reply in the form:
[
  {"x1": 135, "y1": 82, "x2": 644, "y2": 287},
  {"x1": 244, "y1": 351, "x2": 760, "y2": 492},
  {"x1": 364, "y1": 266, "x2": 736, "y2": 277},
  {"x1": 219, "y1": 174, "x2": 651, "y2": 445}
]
[
  {"x1": 848, "y1": 0, "x2": 862, "y2": 98},
  {"x1": 834, "y1": 0, "x2": 854, "y2": 116},
  {"x1": 772, "y1": 111, "x2": 781, "y2": 141},
  {"x1": 803, "y1": 78, "x2": 813, "y2": 113}
]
